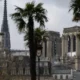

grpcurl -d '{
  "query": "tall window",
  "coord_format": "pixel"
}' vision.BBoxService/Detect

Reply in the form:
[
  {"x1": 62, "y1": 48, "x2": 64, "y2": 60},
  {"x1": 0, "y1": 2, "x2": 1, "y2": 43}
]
[
  {"x1": 54, "y1": 38, "x2": 56, "y2": 55},
  {"x1": 16, "y1": 67, "x2": 18, "y2": 75},
  {"x1": 55, "y1": 75, "x2": 57, "y2": 79},
  {"x1": 23, "y1": 68, "x2": 25, "y2": 75},
  {"x1": 52, "y1": 41, "x2": 54, "y2": 57},
  {"x1": 45, "y1": 40, "x2": 47, "y2": 57},
  {"x1": 60, "y1": 75, "x2": 63, "y2": 79},
  {"x1": 73, "y1": 35, "x2": 76, "y2": 52},
  {"x1": 68, "y1": 36, "x2": 71, "y2": 52}
]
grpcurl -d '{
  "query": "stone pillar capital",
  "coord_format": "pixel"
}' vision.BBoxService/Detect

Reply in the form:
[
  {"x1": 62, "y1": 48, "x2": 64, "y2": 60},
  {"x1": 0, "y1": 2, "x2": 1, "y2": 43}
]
[
  {"x1": 69, "y1": 33, "x2": 73, "y2": 38},
  {"x1": 62, "y1": 34, "x2": 68, "y2": 40},
  {"x1": 73, "y1": 33, "x2": 77, "y2": 36}
]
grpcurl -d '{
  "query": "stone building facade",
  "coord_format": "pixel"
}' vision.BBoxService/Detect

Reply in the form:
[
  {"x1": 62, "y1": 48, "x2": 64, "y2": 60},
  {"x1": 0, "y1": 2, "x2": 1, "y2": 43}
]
[
  {"x1": 62, "y1": 26, "x2": 80, "y2": 70},
  {"x1": 42, "y1": 31, "x2": 61, "y2": 61}
]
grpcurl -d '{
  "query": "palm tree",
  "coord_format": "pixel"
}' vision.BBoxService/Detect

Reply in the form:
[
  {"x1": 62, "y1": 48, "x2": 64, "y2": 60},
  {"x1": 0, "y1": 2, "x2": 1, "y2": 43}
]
[
  {"x1": 24, "y1": 27, "x2": 46, "y2": 52},
  {"x1": 11, "y1": 1, "x2": 48, "y2": 80},
  {"x1": 70, "y1": 0, "x2": 80, "y2": 21}
]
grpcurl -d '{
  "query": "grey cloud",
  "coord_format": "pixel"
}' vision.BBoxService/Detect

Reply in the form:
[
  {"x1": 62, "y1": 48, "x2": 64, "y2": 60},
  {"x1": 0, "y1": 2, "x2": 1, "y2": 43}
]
[
  {"x1": 8, "y1": 0, "x2": 70, "y2": 9},
  {"x1": 36, "y1": 0, "x2": 71, "y2": 8}
]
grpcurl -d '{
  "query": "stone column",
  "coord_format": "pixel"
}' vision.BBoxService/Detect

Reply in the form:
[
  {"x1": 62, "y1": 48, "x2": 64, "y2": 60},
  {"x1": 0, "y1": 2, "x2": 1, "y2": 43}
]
[
  {"x1": 78, "y1": 34, "x2": 80, "y2": 70},
  {"x1": 65, "y1": 35, "x2": 68, "y2": 55},
  {"x1": 75, "y1": 34, "x2": 79, "y2": 70},
  {"x1": 46, "y1": 40, "x2": 48, "y2": 58},
  {"x1": 42, "y1": 42, "x2": 45, "y2": 58},
  {"x1": 62, "y1": 35, "x2": 65, "y2": 63},
  {"x1": 64, "y1": 35, "x2": 68, "y2": 63},
  {"x1": 47, "y1": 40, "x2": 52, "y2": 60}
]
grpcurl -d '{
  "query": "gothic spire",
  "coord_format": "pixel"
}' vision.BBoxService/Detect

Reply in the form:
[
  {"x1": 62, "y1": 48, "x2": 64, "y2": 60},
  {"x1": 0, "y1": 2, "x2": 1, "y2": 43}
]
[{"x1": 1, "y1": 0, "x2": 11, "y2": 50}]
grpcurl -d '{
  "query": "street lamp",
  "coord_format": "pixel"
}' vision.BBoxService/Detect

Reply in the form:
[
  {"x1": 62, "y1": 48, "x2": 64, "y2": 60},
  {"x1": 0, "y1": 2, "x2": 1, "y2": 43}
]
[{"x1": 36, "y1": 44, "x2": 42, "y2": 80}]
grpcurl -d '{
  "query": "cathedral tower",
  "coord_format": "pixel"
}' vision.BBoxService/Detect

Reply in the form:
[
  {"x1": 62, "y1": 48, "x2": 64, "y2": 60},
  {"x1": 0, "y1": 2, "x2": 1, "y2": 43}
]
[{"x1": 1, "y1": 0, "x2": 11, "y2": 50}]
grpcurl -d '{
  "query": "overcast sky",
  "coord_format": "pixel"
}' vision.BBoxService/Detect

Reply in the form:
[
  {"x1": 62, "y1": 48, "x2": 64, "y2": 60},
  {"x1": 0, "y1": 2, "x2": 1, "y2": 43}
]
[{"x1": 0, "y1": 0, "x2": 80, "y2": 50}]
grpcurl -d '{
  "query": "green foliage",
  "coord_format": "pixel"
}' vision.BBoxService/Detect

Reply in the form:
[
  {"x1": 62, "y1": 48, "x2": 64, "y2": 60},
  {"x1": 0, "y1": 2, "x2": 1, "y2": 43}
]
[
  {"x1": 70, "y1": 0, "x2": 80, "y2": 21},
  {"x1": 11, "y1": 1, "x2": 48, "y2": 33},
  {"x1": 11, "y1": 1, "x2": 48, "y2": 48},
  {"x1": 24, "y1": 27, "x2": 46, "y2": 46},
  {"x1": 34, "y1": 28, "x2": 45, "y2": 42}
]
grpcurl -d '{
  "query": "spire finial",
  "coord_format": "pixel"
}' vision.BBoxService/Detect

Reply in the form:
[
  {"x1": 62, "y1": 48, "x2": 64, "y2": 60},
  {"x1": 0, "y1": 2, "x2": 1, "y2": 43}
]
[
  {"x1": 1, "y1": 0, "x2": 11, "y2": 50},
  {"x1": 3, "y1": 0, "x2": 7, "y2": 24}
]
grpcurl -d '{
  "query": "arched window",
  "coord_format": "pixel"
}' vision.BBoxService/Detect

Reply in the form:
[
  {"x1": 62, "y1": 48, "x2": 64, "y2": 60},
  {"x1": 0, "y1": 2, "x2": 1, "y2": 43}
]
[
  {"x1": 16, "y1": 67, "x2": 18, "y2": 75},
  {"x1": 55, "y1": 75, "x2": 57, "y2": 79},
  {"x1": 73, "y1": 35, "x2": 76, "y2": 52},
  {"x1": 68, "y1": 36, "x2": 71, "y2": 52},
  {"x1": 60, "y1": 75, "x2": 63, "y2": 79},
  {"x1": 23, "y1": 68, "x2": 25, "y2": 75},
  {"x1": 54, "y1": 38, "x2": 57, "y2": 55},
  {"x1": 66, "y1": 75, "x2": 68, "y2": 79}
]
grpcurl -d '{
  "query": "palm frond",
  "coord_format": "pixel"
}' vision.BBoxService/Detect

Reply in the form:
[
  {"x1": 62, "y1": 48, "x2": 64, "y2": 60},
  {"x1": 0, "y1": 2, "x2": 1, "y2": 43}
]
[
  {"x1": 11, "y1": 6, "x2": 27, "y2": 33},
  {"x1": 24, "y1": 27, "x2": 46, "y2": 46},
  {"x1": 70, "y1": 0, "x2": 80, "y2": 21},
  {"x1": 24, "y1": 31, "x2": 29, "y2": 41},
  {"x1": 33, "y1": 2, "x2": 48, "y2": 27},
  {"x1": 13, "y1": 17, "x2": 26, "y2": 33},
  {"x1": 35, "y1": 13, "x2": 48, "y2": 27},
  {"x1": 24, "y1": 1, "x2": 35, "y2": 16},
  {"x1": 73, "y1": 12, "x2": 80, "y2": 21},
  {"x1": 15, "y1": 6, "x2": 24, "y2": 13},
  {"x1": 36, "y1": 3, "x2": 43, "y2": 8},
  {"x1": 17, "y1": 18, "x2": 26, "y2": 32},
  {"x1": 34, "y1": 3, "x2": 47, "y2": 14},
  {"x1": 70, "y1": 0, "x2": 80, "y2": 14},
  {"x1": 11, "y1": 12, "x2": 21, "y2": 19}
]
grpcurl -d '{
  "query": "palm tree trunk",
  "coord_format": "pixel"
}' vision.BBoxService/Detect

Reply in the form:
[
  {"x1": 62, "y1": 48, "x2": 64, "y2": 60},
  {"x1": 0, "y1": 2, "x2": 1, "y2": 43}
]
[{"x1": 28, "y1": 16, "x2": 36, "y2": 80}]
